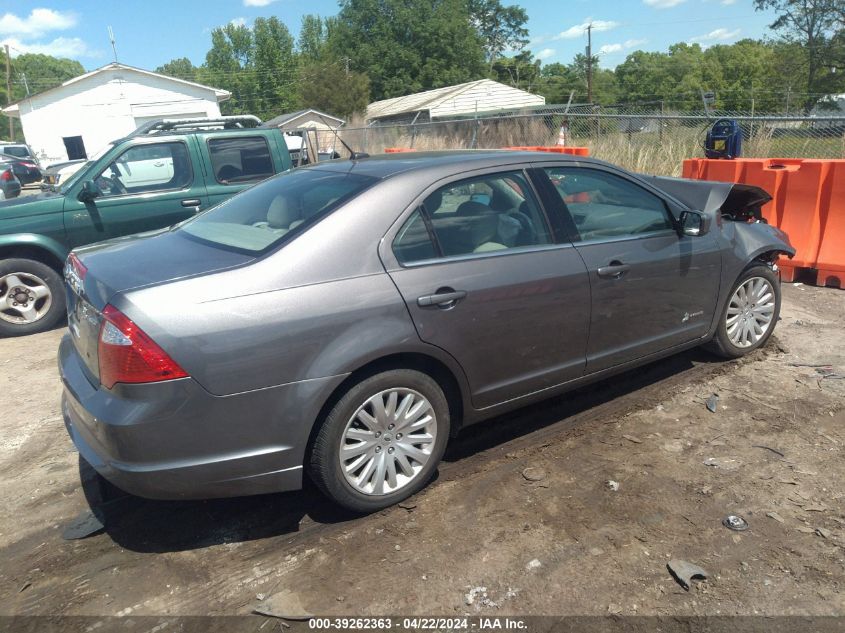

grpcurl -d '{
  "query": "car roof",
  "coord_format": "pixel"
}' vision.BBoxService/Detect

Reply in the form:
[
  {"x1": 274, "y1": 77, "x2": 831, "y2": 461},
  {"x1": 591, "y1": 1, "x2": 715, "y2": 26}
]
[{"x1": 311, "y1": 150, "x2": 612, "y2": 180}]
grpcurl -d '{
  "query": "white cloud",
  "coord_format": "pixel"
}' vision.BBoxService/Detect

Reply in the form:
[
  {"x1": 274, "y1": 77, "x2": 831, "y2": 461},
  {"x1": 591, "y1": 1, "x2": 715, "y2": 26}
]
[
  {"x1": 243, "y1": 0, "x2": 277, "y2": 6},
  {"x1": 599, "y1": 38, "x2": 648, "y2": 56},
  {"x1": 555, "y1": 19, "x2": 619, "y2": 40},
  {"x1": 1, "y1": 36, "x2": 98, "y2": 58},
  {"x1": 230, "y1": 17, "x2": 247, "y2": 27},
  {"x1": 690, "y1": 27, "x2": 741, "y2": 42},
  {"x1": 643, "y1": 0, "x2": 686, "y2": 7},
  {"x1": 721, "y1": 0, "x2": 738, "y2": 4},
  {"x1": 0, "y1": 8, "x2": 76, "y2": 38},
  {"x1": 535, "y1": 48, "x2": 556, "y2": 60},
  {"x1": 599, "y1": 43, "x2": 622, "y2": 54}
]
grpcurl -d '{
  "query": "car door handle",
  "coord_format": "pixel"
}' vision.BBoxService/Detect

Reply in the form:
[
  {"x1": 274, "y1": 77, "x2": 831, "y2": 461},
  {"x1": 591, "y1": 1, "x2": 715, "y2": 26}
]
[
  {"x1": 596, "y1": 262, "x2": 631, "y2": 279},
  {"x1": 417, "y1": 290, "x2": 467, "y2": 307},
  {"x1": 181, "y1": 199, "x2": 201, "y2": 208}
]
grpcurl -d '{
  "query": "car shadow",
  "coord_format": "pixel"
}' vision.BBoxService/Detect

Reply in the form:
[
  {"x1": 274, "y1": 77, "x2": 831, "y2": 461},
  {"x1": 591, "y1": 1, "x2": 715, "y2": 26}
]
[{"x1": 91, "y1": 346, "x2": 725, "y2": 554}]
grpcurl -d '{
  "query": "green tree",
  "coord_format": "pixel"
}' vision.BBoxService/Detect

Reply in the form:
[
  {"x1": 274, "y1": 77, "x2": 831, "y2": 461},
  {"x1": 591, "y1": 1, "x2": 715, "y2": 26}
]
[
  {"x1": 491, "y1": 50, "x2": 540, "y2": 90},
  {"x1": 200, "y1": 18, "x2": 299, "y2": 119},
  {"x1": 327, "y1": 0, "x2": 486, "y2": 100},
  {"x1": 754, "y1": 0, "x2": 845, "y2": 108},
  {"x1": 534, "y1": 62, "x2": 579, "y2": 104},
  {"x1": 298, "y1": 14, "x2": 329, "y2": 62},
  {"x1": 252, "y1": 17, "x2": 299, "y2": 116},
  {"x1": 467, "y1": 0, "x2": 529, "y2": 68},
  {"x1": 298, "y1": 60, "x2": 370, "y2": 118},
  {"x1": 155, "y1": 57, "x2": 197, "y2": 82}
]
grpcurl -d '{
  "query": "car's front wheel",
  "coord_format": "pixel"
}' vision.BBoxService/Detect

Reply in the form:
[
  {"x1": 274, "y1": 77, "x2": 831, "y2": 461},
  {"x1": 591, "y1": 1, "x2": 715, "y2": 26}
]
[
  {"x1": 708, "y1": 264, "x2": 781, "y2": 358},
  {"x1": 0, "y1": 258, "x2": 65, "y2": 337},
  {"x1": 309, "y1": 369, "x2": 450, "y2": 512}
]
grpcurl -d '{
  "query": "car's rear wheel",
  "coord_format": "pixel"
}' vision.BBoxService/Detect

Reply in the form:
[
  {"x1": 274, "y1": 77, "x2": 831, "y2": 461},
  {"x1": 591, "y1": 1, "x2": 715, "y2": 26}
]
[
  {"x1": 309, "y1": 369, "x2": 450, "y2": 512},
  {"x1": 0, "y1": 258, "x2": 65, "y2": 337},
  {"x1": 707, "y1": 264, "x2": 780, "y2": 359}
]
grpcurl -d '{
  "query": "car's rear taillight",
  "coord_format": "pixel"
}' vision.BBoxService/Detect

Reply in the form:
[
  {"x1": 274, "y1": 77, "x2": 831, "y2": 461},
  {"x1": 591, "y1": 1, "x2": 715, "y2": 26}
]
[
  {"x1": 0, "y1": 170, "x2": 12, "y2": 181},
  {"x1": 66, "y1": 252, "x2": 87, "y2": 282},
  {"x1": 98, "y1": 305, "x2": 187, "y2": 389}
]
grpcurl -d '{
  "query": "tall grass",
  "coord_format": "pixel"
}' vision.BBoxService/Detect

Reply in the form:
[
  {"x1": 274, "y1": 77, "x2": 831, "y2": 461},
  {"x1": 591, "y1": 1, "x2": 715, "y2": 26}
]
[{"x1": 336, "y1": 115, "x2": 844, "y2": 174}]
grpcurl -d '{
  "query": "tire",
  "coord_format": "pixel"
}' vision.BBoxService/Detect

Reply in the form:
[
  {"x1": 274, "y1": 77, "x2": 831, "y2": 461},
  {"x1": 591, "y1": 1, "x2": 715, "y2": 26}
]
[
  {"x1": 0, "y1": 258, "x2": 65, "y2": 337},
  {"x1": 707, "y1": 264, "x2": 781, "y2": 359},
  {"x1": 309, "y1": 369, "x2": 450, "y2": 513}
]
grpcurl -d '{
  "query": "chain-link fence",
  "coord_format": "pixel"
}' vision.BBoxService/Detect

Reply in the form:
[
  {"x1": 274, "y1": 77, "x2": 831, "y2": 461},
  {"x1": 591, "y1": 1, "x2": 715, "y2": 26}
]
[{"x1": 329, "y1": 104, "x2": 845, "y2": 176}]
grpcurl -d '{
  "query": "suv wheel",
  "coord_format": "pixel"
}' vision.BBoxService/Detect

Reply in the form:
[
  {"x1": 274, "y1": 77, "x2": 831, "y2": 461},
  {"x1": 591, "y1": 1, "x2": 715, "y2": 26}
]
[
  {"x1": 0, "y1": 258, "x2": 65, "y2": 337},
  {"x1": 309, "y1": 369, "x2": 450, "y2": 512},
  {"x1": 707, "y1": 264, "x2": 781, "y2": 358}
]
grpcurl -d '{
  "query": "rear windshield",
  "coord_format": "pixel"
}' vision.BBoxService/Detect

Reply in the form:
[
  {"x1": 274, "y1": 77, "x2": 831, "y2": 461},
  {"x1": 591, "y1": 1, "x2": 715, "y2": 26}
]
[
  {"x1": 1, "y1": 146, "x2": 29, "y2": 159},
  {"x1": 178, "y1": 167, "x2": 376, "y2": 253}
]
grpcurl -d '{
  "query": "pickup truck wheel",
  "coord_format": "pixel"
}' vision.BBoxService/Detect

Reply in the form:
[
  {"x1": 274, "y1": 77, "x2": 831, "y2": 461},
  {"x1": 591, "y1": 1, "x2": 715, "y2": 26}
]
[
  {"x1": 707, "y1": 264, "x2": 780, "y2": 359},
  {"x1": 309, "y1": 369, "x2": 450, "y2": 513},
  {"x1": 0, "y1": 259, "x2": 65, "y2": 337}
]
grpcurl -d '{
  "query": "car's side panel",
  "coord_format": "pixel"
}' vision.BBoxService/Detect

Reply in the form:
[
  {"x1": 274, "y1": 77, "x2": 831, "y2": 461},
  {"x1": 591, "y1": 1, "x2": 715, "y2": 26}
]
[
  {"x1": 386, "y1": 248, "x2": 590, "y2": 409},
  {"x1": 574, "y1": 232, "x2": 722, "y2": 371}
]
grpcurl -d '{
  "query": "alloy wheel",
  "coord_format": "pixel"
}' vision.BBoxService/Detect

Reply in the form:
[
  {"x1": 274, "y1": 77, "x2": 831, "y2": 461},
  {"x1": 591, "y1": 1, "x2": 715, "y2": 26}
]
[
  {"x1": 0, "y1": 272, "x2": 52, "y2": 325},
  {"x1": 339, "y1": 388, "x2": 438, "y2": 496},
  {"x1": 726, "y1": 276, "x2": 775, "y2": 348}
]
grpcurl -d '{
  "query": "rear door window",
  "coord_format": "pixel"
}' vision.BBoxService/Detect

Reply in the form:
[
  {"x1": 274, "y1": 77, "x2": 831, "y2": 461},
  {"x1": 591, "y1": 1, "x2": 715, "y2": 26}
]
[
  {"x1": 393, "y1": 209, "x2": 438, "y2": 264},
  {"x1": 208, "y1": 136, "x2": 275, "y2": 184},
  {"x1": 419, "y1": 171, "x2": 552, "y2": 259}
]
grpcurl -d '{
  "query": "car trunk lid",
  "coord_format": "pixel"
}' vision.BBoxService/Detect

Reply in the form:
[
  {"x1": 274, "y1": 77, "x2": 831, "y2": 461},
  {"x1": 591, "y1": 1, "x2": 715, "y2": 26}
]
[{"x1": 67, "y1": 228, "x2": 254, "y2": 384}]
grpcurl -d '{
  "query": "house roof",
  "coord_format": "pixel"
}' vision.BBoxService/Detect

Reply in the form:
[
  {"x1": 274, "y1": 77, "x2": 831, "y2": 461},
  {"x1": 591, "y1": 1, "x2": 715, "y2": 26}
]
[
  {"x1": 2, "y1": 62, "x2": 231, "y2": 116},
  {"x1": 264, "y1": 109, "x2": 345, "y2": 128},
  {"x1": 366, "y1": 79, "x2": 545, "y2": 121}
]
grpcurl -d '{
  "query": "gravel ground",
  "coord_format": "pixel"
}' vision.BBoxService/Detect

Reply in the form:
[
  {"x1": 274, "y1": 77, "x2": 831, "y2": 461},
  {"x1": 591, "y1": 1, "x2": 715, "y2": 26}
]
[{"x1": 0, "y1": 283, "x2": 843, "y2": 619}]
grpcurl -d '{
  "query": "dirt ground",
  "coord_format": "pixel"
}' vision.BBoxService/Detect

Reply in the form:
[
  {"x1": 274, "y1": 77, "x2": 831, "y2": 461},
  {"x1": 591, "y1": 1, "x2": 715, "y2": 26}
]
[{"x1": 0, "y1": 283, "x2": 843, "y2": 619}]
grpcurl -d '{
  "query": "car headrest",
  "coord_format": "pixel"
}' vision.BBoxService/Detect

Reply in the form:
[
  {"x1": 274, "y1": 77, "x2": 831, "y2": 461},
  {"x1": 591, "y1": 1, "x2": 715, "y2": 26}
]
[{"x1": 267, "y1": 196, "x2": 300, "y2": 229}]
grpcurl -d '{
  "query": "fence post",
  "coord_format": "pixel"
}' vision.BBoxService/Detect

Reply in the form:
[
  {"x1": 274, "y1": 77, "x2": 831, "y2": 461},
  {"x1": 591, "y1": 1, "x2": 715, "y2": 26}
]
[{"x1": 659, "y1": 100, "x2": 664, "y2": 144}]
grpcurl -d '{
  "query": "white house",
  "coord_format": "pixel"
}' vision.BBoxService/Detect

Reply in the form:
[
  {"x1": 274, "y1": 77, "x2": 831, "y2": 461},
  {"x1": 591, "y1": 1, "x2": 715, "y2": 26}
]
[
  {"x1": 2, "y1": 63, "x2": 230, "y2": 165},
  {"x1": 366, "y1": 79, "x2": 546, "y2": 124}
]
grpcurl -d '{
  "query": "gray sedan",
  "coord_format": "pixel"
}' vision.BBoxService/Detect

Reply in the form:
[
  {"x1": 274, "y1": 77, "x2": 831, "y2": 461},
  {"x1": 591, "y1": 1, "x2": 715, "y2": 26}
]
[{"x1": 59, "y1": 151, "x2": 794, "y2": 512}]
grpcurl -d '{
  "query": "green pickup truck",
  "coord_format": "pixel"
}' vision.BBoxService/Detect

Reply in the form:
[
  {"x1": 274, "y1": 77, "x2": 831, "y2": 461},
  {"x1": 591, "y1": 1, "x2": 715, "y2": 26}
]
[{"x1": 0, "y1": 116, "x2": 293, "y2": 336}]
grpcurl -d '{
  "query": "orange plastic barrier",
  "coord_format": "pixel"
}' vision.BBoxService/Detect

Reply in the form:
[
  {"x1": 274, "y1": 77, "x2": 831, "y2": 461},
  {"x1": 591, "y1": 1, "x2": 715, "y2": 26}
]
[
  {"x1": 383, "y1": 148, "x2": 417, "y2": 153},
  {"x1": 816, "y1": 160, "x2": 845, "y2": 288},
  {"x1": 682, "y1": 158, "x2": 845, "y2": 288},
  {"x1": 503, "y1": 145, "x2": 589, "y2": 156}
]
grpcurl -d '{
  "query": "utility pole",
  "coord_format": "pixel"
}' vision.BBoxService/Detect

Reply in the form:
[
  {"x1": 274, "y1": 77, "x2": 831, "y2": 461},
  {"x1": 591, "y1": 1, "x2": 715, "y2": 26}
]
[
  {"x1": 4, "y1": 44, "x2": 12, "y2": 141},
  {"x1": 586, "y1": 23, "x2": 593, "y2": 104}
]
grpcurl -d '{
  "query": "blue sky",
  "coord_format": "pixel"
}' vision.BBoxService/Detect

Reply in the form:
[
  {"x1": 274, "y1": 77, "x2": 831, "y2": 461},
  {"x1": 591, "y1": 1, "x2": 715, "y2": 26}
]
[{"x1": 0, "y1": 0, "x2": 779, "y2": 73}]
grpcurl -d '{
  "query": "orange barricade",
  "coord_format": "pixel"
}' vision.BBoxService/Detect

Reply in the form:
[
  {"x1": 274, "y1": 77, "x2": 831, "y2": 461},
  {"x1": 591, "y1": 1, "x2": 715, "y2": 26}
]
[
  {"x1": 383, "y1": 148, "x2": 417, "y2": 153},
  {"x1": 681, "y1": 158, "x2": 845, "y2": 288},
  {"x1": 816, "y1": 161, "x2": 845, "y2": 288},
  {"x1": 503, "y1": 145, "x2": 589, "y2": 156}
]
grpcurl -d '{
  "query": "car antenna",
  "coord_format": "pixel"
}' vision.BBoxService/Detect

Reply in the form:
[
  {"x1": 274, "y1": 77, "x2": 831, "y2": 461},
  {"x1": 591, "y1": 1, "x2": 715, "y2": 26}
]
[{"x1": 313, "y1": 112, "x2": 369, "y2": 160}]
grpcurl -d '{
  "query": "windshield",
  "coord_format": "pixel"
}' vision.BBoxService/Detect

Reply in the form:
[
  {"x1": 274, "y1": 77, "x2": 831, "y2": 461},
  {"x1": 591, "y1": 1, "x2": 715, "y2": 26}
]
[
  {"x1": 178, "y1": 167, "x2": 377, "y2": 254},
  {"x1": 58, "y1": 142, "x2": 115, "y2": 193}
]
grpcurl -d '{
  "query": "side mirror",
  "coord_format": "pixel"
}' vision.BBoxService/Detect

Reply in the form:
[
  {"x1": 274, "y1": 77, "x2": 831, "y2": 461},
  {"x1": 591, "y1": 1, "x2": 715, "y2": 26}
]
[
  {"x1": 679, "y1": 210, "x2": 711, "y2": 237},
  {"x1": 77, "y1": 180, "x2": 101, "y2": 203}
]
